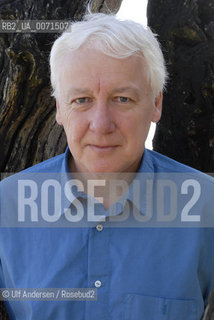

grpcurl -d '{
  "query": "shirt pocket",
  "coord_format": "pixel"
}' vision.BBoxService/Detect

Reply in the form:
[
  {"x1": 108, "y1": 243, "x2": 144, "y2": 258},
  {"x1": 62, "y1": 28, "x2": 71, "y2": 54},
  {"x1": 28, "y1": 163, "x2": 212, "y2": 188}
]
[{"x1": 124, "y1": 294, "x2": 197, "y2": 320}]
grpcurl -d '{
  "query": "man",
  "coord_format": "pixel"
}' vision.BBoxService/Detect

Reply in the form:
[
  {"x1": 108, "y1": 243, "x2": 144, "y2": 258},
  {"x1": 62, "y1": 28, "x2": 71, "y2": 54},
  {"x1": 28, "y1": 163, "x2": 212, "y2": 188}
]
[{"x1": 0, "y1": 12, "x2": 214, "y2": 320}]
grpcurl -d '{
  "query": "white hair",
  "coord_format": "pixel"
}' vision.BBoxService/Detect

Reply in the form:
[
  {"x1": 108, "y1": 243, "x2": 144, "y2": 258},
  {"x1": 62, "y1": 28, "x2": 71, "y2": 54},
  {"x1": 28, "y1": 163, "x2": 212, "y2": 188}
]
[{"x1": 50, "y1": 13, "x2": 167, "y2": 99}]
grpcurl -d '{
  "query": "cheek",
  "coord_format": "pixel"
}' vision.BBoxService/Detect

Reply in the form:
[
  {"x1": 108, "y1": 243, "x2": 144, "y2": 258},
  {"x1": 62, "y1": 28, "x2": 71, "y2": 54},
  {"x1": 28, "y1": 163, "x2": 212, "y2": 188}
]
[
  {"x1": 124, "y1": 114, "x2": 145, "y2": 133},
  {"x1": 63, "y1": 113, "x2": 89, "y2": 143},
  {"x1": 123, "y1": 113, "x2": 151, "y2": 146}
]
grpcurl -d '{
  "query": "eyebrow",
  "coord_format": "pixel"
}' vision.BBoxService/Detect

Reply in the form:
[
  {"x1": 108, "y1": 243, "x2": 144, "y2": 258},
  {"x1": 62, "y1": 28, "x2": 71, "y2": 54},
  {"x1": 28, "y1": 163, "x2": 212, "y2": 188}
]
[
  {"x1": 65, "y1": 86, "x2": 141, "y2": 99},
  {"x1": 111, "y1": 86, "x2": 141, "y2": 98},
  {"x1": 67, "y1": 88, "x2": 93, "y2": 95},
  {"x1": 64, "y1": 88, "x2": 93, "y2": 103}
]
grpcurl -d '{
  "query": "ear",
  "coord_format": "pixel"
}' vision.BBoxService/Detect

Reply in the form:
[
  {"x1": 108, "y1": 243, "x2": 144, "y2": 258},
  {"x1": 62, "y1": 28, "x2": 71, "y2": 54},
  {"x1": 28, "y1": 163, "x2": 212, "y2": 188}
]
[
  {"x1": 152, "y1": 92, "x2": 163, "y2": 123},
  {"x1": 56, "y1": 99, "x2": 63, "y2": 125}
]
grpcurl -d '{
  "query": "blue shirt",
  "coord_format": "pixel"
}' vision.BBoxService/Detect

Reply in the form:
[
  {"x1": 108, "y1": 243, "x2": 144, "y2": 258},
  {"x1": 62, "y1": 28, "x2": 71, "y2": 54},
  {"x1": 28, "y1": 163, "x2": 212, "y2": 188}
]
[{"x1": 0, "y1": 148, "x2": 214, "y2": 320}]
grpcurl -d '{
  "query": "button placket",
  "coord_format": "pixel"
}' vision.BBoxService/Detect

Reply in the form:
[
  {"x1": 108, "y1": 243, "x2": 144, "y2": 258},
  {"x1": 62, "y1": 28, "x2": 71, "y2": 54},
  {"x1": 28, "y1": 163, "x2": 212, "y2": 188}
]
[{"x1": 86, "y1": 220, "x2": 110, "y2": 320}]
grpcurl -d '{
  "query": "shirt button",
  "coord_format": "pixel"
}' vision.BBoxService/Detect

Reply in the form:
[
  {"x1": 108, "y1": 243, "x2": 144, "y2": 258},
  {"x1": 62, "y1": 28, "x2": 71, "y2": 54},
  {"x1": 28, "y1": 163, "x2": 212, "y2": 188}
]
[
  {"x1": 94, "y1": 280, "x2": 102, "y2": 288},
  {"x1": 96, "y1": 224, "x2": 103, "y2": 232}
]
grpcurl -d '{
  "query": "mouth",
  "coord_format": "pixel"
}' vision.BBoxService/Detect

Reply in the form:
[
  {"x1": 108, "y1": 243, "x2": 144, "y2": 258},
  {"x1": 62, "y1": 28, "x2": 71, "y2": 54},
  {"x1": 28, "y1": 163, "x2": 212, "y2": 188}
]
[{"x1": 88, "y1": 144, "x2": 119, "y2": 152}]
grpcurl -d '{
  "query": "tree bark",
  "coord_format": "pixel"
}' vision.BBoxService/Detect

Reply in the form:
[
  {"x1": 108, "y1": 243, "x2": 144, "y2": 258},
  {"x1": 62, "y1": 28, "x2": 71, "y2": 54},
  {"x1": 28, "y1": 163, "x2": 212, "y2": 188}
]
[
  {"x1": 148, "y1": 0, "x2": 214, "y2": 172},
  {"x1": 0, "y1": 0, "x2": 122, "y2": 318},
  {"x1": 147, "y1": 0, "x2": 214, "y2": 318}
]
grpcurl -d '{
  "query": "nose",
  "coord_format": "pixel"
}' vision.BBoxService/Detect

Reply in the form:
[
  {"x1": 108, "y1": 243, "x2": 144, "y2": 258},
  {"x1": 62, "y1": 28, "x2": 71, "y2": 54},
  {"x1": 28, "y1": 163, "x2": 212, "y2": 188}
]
[{"x1": 89, "y1": 102, "x2": 116, "y2": 134}]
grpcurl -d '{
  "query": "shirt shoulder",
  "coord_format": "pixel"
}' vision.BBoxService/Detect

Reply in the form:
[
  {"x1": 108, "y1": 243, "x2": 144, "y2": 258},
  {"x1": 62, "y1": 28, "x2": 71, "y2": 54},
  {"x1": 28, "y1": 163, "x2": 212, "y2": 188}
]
[
  {"x1": 0, "y1": 151, "x2": 67, "y2": 189},
  {"x1": 141, "y1": 149, "x2": 214, "y2": 191},
  {"x1": 21, "y1": 152, "x2": 66, "y2": 173},
  {"x1": 144, "y1": 149, "x2": 203, "y2": 173}
]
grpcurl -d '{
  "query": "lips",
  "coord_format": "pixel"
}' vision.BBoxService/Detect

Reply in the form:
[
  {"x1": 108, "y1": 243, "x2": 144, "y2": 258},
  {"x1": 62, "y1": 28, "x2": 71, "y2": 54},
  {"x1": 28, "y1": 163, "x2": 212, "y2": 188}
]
[{"x1": 87, "y1": 144, "x2": 119, "y2": 151}]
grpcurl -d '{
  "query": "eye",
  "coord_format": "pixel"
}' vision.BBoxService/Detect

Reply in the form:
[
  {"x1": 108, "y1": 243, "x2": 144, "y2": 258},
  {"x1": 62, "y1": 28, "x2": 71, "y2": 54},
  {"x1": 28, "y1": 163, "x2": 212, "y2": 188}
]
[
  {"x1": 115, "y1": 96, "x2": 130, "y2": 103},
  {"x1": 74, "y1": 97, "x2": 90, "y2": 104},
  {"x1": 68, "y1": 96, "x2": 93, "y2": 111}
]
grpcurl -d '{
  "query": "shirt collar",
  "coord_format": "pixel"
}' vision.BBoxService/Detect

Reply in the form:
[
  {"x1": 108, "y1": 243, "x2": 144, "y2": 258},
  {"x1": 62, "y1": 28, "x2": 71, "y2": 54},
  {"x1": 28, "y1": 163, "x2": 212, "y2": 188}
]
[{"x1": 61, "y1": 147, "x2": 153, "y2": 219}]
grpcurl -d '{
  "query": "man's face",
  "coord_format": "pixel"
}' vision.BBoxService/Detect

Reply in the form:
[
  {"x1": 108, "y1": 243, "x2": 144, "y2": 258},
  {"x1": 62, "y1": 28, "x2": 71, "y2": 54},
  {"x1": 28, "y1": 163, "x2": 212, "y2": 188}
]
[{"x1": 56, "y1": 45, "x2": 162, "y2": 173}]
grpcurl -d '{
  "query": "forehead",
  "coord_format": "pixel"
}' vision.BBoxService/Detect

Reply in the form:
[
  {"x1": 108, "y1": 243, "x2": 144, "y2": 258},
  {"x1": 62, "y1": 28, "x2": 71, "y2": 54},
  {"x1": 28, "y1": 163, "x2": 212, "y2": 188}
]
[{"x1": 58, "y1": 45, "x2": 150, "y2": 94}]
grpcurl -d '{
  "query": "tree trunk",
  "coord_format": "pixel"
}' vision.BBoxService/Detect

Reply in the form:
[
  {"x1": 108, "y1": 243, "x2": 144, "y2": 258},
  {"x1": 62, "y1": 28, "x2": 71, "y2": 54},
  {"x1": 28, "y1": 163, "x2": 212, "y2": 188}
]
[
  {"x1": 147, "y1": 0, "x2": 214, "y2": 173},
  {"x1": 0, "y1": 0, "x2": 122, "y2": 318},
  {"x1": 147, "y1": 0, "x2": 214, "y2": 318}
]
